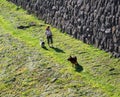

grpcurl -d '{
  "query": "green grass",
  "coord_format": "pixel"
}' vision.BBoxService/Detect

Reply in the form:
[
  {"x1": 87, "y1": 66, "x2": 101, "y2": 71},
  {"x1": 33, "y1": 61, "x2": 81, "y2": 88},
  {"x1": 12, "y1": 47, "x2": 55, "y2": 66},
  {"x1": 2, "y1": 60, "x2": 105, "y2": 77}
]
[{"x1": 0, "y1": 0, "x2": 120, "y2": 97}]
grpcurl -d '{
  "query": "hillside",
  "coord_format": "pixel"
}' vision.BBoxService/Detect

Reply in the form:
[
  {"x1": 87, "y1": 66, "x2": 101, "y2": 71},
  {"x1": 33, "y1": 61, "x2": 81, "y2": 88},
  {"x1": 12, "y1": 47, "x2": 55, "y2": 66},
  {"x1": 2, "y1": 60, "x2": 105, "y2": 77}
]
[{"x1": 0, "y1": 0, "x2": 120, "y2": 97}]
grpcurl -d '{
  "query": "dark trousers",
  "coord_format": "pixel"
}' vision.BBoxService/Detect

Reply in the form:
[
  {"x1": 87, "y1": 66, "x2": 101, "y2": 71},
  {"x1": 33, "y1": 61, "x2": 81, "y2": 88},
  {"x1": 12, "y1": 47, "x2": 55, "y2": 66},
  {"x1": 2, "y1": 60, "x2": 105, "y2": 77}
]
[{"x1": 47, "y1": 35, "x2": 53, "y2": 44}]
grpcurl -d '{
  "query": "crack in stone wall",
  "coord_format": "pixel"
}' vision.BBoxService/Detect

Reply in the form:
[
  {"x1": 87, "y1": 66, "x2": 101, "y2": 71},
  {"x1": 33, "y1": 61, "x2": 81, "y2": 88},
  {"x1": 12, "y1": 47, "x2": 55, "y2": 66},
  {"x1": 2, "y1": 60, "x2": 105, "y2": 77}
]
[{"x1": 8, "y1": 0, "x2": 120, "y2": 57}]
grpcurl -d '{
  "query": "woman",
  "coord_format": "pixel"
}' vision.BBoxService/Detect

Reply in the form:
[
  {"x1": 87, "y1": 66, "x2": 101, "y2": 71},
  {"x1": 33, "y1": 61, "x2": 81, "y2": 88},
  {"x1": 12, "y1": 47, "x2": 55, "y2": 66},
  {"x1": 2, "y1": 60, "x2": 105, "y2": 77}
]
[{"x1": 45, "y1": 26, "x2": 53, "y2": 47}]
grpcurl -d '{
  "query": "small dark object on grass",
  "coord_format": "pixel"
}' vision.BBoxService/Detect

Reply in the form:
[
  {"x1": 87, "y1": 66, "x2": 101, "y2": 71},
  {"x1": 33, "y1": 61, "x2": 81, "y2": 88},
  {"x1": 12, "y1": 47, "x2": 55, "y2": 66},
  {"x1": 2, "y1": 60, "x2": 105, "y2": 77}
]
[
  {"x1": 109, "y1": 68, "x2": 115, "y2": 71},
  {"x1": 17, "y1": 25, "x2": 29, "y2": 29},
  {"x1": 17, "y1": 22, "x2": 36, "y2": 29}
]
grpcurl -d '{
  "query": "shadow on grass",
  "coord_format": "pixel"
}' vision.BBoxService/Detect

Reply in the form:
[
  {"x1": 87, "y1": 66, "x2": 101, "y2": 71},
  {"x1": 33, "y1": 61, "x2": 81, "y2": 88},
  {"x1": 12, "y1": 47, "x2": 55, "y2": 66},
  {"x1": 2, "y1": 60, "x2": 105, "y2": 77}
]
[
  {"x1": 51, "y1": 47, "x2": 65, "y2": 53},
  {"x1": 75, "y1": 64, "x2": 83, "y2": 72},
  {"x1": 42, "y1": 46, "x2": 49, "y2": 50}
]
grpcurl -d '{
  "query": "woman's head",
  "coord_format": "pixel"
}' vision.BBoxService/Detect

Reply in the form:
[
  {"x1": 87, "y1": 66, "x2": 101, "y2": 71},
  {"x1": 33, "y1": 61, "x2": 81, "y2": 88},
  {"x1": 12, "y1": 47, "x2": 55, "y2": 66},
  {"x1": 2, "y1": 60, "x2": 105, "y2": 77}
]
[{"x1": 46, "y1": 26, "x2": 50, "y2": 30}]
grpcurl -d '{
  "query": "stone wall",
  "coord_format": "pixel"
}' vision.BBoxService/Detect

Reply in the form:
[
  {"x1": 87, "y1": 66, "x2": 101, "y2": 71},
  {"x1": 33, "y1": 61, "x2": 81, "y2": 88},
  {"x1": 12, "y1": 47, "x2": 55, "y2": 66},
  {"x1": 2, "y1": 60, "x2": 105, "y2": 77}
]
[{"x1": 8, "y1": 0, "x2": 120, "y2": 57}]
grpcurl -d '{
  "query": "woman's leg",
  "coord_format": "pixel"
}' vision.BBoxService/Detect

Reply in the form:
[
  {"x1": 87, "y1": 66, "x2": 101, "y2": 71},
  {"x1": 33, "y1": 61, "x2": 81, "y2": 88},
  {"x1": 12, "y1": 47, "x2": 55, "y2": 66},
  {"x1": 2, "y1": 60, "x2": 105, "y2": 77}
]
[
  {"x1": 50, "y1": 37, "x2": 53, "y2": 44},
  {"x1": 47, "y1": 37, "x2": 50, "y2": 45},
  {"x1": 50, "y1": 36, "x2": 53, "y2": 47}
]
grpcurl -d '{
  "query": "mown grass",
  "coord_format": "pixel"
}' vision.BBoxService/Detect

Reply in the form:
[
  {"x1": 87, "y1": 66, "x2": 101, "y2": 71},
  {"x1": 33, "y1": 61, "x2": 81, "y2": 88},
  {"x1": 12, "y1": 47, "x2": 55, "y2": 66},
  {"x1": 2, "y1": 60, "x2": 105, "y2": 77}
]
[{"x1": 0, "y1": 0, "x2": 120, "y2": 97}]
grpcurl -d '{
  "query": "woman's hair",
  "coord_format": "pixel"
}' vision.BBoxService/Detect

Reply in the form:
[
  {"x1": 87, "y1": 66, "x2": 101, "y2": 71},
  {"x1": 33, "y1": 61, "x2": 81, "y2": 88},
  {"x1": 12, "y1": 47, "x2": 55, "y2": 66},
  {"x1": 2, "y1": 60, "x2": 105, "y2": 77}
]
[{"x1": 46, "y1": 26, "x2": 50, "y2": 30}]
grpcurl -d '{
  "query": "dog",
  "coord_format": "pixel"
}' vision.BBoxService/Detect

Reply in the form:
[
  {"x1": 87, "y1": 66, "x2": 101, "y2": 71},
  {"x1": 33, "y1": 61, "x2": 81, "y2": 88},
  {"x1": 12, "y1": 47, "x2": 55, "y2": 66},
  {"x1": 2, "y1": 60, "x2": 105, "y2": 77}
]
[
  {"x1": 67, "y1": 55, "x2": 83, "y2": 71},
  {"x1": 67, "y1": 55, "x2": 79, "y2": 67},
  {"x1": 40, "y1": 40, "x2": 45, "y2": 48}
]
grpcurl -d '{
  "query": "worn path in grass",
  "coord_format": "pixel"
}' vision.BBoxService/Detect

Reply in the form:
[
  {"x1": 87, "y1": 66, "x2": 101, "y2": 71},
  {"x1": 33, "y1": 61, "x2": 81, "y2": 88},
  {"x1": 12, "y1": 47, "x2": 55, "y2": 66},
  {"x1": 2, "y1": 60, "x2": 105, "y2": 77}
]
[{"x1": 0, "y1": 0, "x2": 120, "y2": 97}]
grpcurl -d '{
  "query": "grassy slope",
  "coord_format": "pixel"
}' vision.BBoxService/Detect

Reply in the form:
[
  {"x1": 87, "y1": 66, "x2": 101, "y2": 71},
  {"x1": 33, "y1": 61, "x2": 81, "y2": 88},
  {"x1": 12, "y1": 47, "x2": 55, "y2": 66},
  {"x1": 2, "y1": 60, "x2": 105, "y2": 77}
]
[{"x1": 0, "y1": 0, "x2": 120, "y2": 97}]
